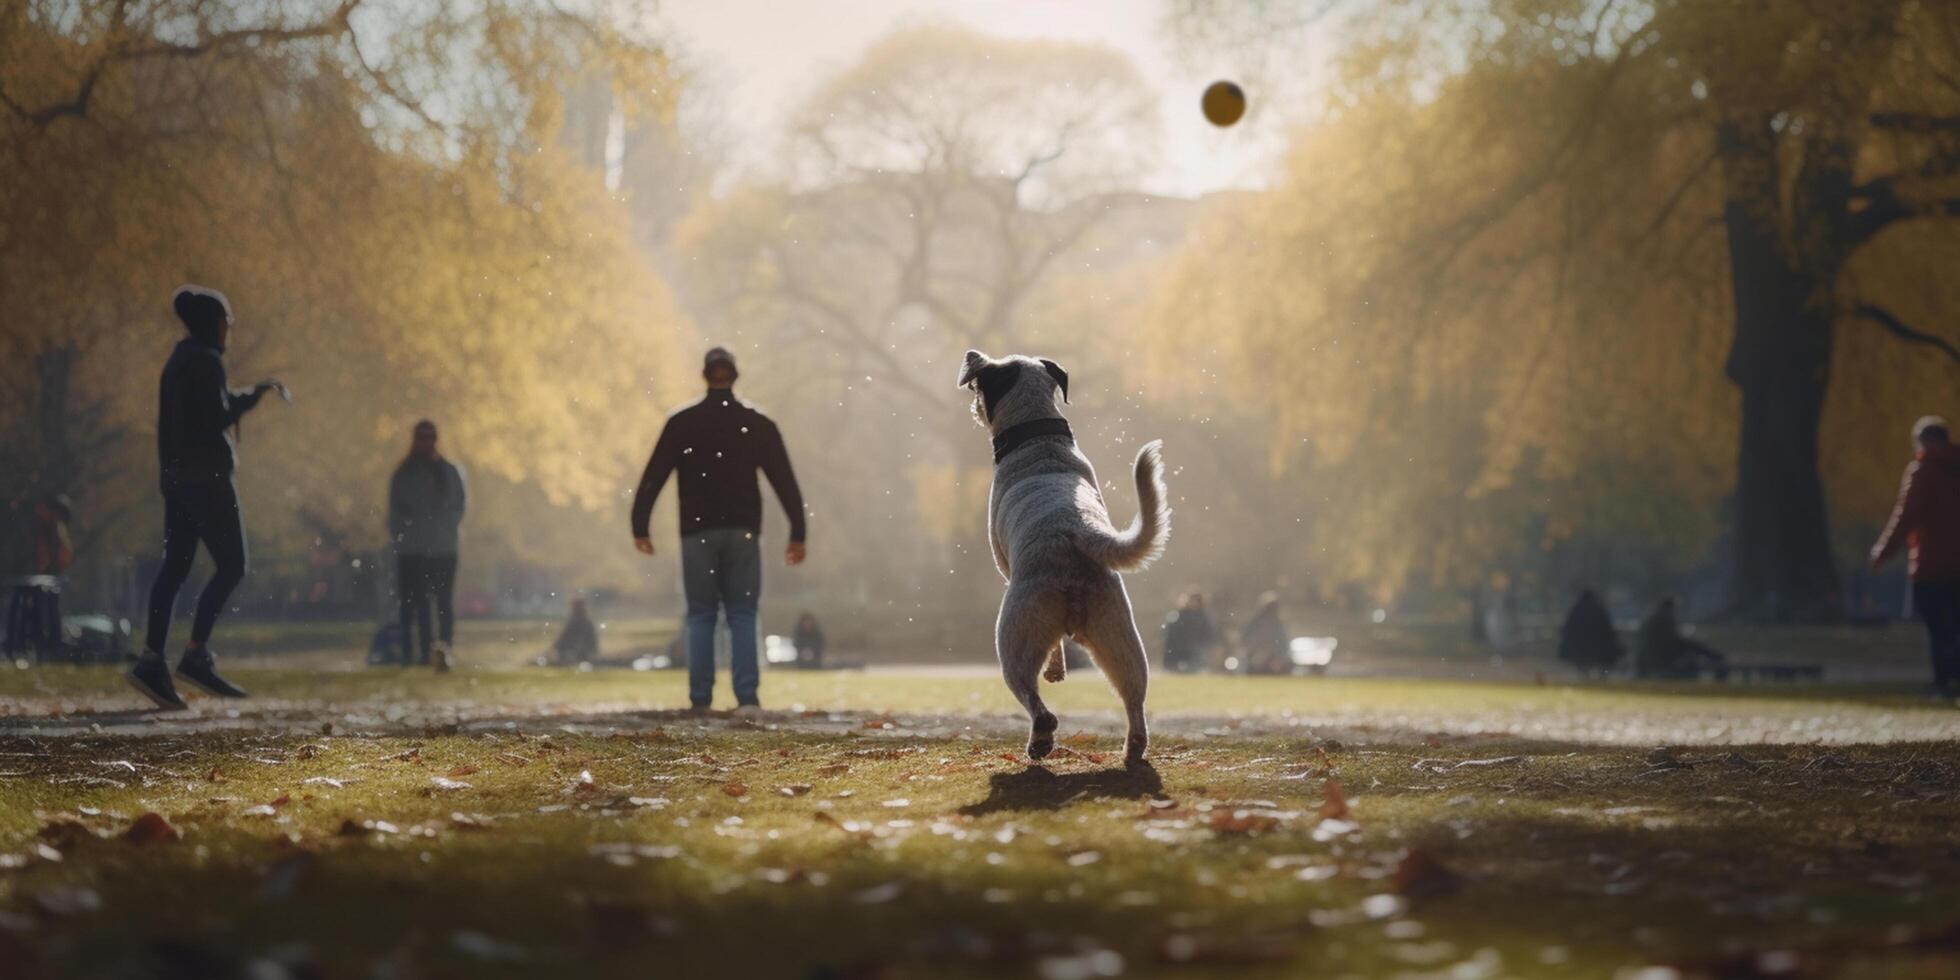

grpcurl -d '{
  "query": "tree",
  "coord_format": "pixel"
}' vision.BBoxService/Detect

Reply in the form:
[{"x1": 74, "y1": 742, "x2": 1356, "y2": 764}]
[
  {"x1": 0, "y1": 0, "x2": 693, "y2": 596},
  {"x1": 1166, "y1": 0, "x2": 1960, "y2": 619},
  {"x1": 667, "y1": 27, "x2": 1160, "y2": 604},
  {"x1": 675, "y1": 25, "x2": 1159, "y2": 450}
]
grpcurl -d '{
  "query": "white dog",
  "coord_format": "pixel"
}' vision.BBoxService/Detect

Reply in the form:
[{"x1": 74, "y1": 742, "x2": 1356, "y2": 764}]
[{"x1": 958, "y1": 350, "x2": 1169, "y2": 766}]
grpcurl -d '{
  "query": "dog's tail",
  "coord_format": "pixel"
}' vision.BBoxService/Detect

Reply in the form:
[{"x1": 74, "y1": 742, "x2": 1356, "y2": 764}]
[{"x1": 1083, "y1": 440, "x2": 1170, "y2": 573}]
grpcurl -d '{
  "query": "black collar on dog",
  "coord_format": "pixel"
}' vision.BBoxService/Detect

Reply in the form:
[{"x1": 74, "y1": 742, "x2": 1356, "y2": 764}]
[{"x1": 993, "y1": 418, "x2": 1074, "y2": 463}]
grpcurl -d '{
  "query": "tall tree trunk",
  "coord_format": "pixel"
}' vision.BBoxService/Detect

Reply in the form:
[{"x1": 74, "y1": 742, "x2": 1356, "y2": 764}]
[{"x1": 1718, "y1": 118, "x2": 1842, "y2": 621}]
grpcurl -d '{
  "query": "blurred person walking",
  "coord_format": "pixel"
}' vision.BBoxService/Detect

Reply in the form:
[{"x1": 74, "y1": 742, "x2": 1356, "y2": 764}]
[
  {"x1": 632, "y1": 347, "x2": 807, "y2": 715},
  {"x1": 128, "y1": 286, "x2": 288, "y2": 709},
  {"x1": 1871, "y1": 415, "x2": 1960, "y2": 697},
  {"x1": 389, "y1": 420, "x2": 467, "y2": 671}
]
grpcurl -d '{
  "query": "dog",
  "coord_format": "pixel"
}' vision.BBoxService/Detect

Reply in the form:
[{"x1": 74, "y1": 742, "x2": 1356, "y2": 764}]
[{"x1": 958, "y1": 349, "x2": 1169, "y2": 766}]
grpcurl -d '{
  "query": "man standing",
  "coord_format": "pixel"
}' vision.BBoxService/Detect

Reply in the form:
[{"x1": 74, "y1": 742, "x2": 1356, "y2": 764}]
[
  {"x1": 1872, "y1": 415, "x2": 1960, "y2": 697},
  {"x1": 632, "y1": 348, "x2": 806, "y2": 715},
  {"x1": 389, "y1": 420, "x2": 467, "y2": 671},
  {"x1": 127, "y1": 285, "x2": 287, "y2": 709}
]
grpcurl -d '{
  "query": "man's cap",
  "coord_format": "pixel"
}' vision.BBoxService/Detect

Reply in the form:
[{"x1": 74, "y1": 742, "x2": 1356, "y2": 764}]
[
  {"x1": 703, "y1": 347, "x2": 739, "y2": 378},
  {"x1": 414, "y1": 419, "x2": 439, "y2": 435},
  {"x1": 172, "y1": 284, "x2": 232, "y2": 332},
  {"x1": 1915, "y1": 415, "x2": 1950, "y2": 441}
]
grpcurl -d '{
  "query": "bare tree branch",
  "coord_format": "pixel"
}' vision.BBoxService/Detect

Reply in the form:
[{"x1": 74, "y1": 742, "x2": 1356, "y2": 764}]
[
  {"x1": 1845, "y1": 178, "x2": 1960, "y2": 246},
  {"x1": 1855, "y1": 302, "x2": 1960, "y2": 365},
  {"x1": 1870, "y1": 112, "x2": 1960, "y2": 135},
  {"x1": 6, "y1": 0, "x2": 362, "y2": 129}
]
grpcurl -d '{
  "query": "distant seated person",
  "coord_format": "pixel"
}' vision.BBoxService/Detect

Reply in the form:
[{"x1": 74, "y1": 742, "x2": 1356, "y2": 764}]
[
  {"x1": 1161, "y1": 590, "x2": 1219, "y2": 673},
  {"x1": 1240, "y1": 592, "x2": 1290, "y2": 675},
  {"x1": 1557, "y1": 589, "x2": 1623, "y2": 678},
  {"x1": 553, "y1": 599, "x2": 600, "y2": 666},
  {"x1": 1633, "y1": 597, "x2": 1726, "y2": 680},
  {"x1": 792, "y1": 611, "x2": 825, "y2": 669}
]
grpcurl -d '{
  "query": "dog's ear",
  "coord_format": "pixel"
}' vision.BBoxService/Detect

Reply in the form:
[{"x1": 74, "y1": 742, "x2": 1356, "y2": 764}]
[
  {"x1": 1039, "y1": 358, "x2": 1069, "y2": 403},
  {"x1": 958, "y1": 350, "x2": 989, "y2": 388}
]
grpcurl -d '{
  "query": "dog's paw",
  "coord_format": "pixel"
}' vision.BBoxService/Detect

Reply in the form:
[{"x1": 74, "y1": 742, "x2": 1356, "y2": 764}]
[
  {"x1": 1125, "y1": 734, "x2": 1149, "y2": 767},
  {"x1": 1028, "y1": 711, "x2": 1058, "y2": 760},
  {"x1": 1043, "y1": 663, "x2": 1066, "y2": 683}
]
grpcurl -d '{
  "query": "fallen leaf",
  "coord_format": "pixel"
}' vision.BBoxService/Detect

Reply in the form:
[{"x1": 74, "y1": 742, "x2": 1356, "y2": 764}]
[
  {"x1": 581, "y1": 897, "x2": 680, "y2": 947},
  {"x1": 816, "y1": 763, "x2": 850, "y2": 777},
  {"x1": 427, "y1": 776, "x2": 472, "y2": 792},
  {"x1": 1393, "y1": 847, "x2": 1461, "y2": 899},
  {"x1": 124, "y1": 813, "x2": 181, "y2": 845},
  {"x1": 723, "y1": 781, "x2": 747, "y2": 798},
  {"x1": 1320, "y1": 778, "x2": 1351, "y2": 820},
  {"x1": 779, "y1": 784, "x2": 813, "y2": 797},
  {"x1": 1209, "y1": 809, "x2": 1280, "y2": 835},
  {"x1": 447, "y1": 764, "x2": 481, "y2": 779}
]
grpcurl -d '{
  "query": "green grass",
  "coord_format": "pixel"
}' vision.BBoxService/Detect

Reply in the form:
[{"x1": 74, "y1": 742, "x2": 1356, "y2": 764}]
[{"x1": 3, "y1": 670, "x2": 1960, "y2": 978}]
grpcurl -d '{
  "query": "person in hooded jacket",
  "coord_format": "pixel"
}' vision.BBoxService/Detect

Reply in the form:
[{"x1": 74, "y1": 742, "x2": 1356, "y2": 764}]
[
  {"x1": 1871, "y1": 415, "x2": 1960, "y2": 697},
  {"x1": 390, "y1": 420, "x2": 467, "y2": 671},
  {"x1": 127, "y1": 285, "x2": 288, "y2": 709},
  {"x1": 1557, "y1": 589, "x2": 1623, "y2": 678}
]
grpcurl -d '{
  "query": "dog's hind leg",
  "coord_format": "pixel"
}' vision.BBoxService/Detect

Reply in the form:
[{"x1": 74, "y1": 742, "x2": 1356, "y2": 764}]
[
  {"x1": 1079, "y1": 579, "x2": 1151, "y2": 766},
  {"x1": 997, "y1": 585, "x2": 1066, "y2": 760}
]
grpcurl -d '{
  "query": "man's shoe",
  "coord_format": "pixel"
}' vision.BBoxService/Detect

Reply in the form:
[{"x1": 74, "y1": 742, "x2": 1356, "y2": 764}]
[
  {"x1": 732, "y1": 703, "x2": 762, "y2": 720},
  {"x1": 431, "y1": 642, "x2": 452, "y2": 674},
  {"x1": 126, "y1": 655, "x2": 188, "y2": 710},
  {"x1": 176, "y1": 648, "x2": 249, "y2": 698},
  {"x1": 685, "y1": 704, "x2": 714, "y2": 717}
]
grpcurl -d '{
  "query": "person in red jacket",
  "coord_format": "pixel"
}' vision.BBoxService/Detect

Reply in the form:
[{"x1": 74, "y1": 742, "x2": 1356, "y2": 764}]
[{"x1": 1871, "y1": 415, "x2": 1960, "y2": 696}]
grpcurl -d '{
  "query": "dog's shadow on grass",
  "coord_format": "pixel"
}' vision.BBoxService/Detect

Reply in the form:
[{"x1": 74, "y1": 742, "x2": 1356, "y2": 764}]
[{"x1": 958, "y1": 761, "x2": 1162, "y2": 816}]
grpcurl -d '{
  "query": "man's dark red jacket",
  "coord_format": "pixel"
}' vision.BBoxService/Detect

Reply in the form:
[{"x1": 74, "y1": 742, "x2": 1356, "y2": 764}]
[{"x1": 1874, "y1": 442, "x2": 1960, "y2": 584}]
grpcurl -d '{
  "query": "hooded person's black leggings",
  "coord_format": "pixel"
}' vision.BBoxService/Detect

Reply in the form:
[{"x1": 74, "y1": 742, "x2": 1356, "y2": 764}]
[{"x1": 145, "y1": 478, "x2": 248, "y2": 654}]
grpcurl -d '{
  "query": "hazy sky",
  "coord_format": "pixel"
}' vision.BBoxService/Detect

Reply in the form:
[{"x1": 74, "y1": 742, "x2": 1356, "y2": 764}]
[{"x1": 657, "y1": 0, "x2": 1292, "y2": 198}]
